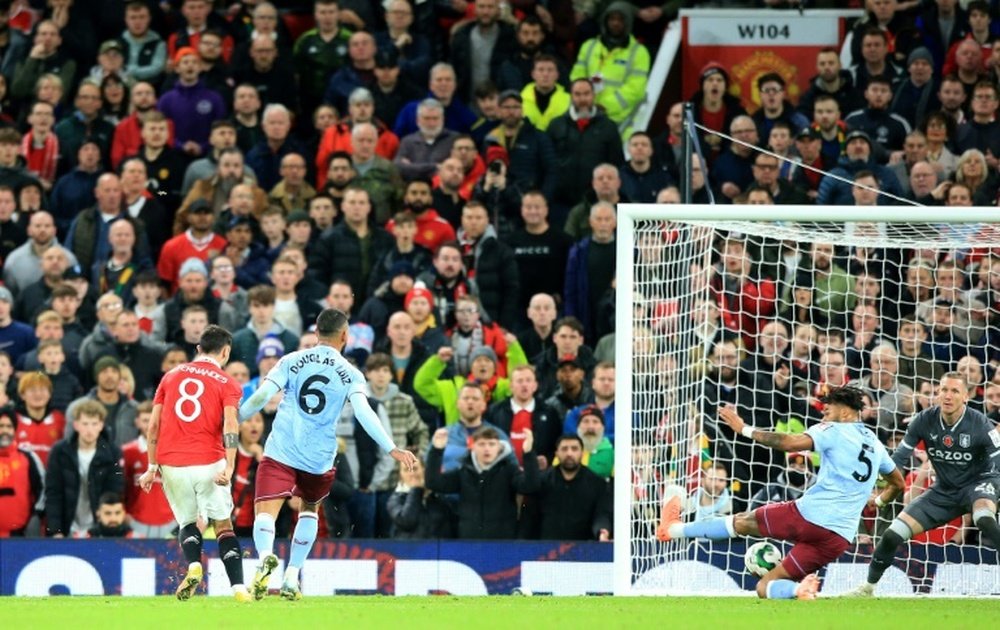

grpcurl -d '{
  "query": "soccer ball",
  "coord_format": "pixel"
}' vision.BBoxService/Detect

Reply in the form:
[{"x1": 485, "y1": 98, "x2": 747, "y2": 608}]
[
  {"x1": 744, "y1": 541, "x2": 783, "y2": 578},
  {"x1": 510, "y1": 587, "x2": 533, "y2": 596}
]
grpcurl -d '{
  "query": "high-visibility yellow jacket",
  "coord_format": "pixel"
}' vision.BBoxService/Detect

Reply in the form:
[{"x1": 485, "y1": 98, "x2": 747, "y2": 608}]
[
  {"x1": 520, "y1": 83, "x2": 571, "y2": 132},
  {"x1": 570, "y1": 34, "x2": 650, "y2": 136}
]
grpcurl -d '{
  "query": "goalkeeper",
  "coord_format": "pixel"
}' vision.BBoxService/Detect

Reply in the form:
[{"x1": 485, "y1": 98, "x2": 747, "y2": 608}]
[
  {"x1": 658, "y1": 385, "x2": 905, "y2": 600},
  {"x1": 846, "y1": 373, "x2": 1000, "y2": 597}
]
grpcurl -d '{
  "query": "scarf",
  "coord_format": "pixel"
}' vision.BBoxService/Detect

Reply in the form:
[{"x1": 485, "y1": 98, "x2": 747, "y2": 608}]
[
  {"x1": 21, "y1": 131, "x2": 59, "y2": 184},
  {"x1": 451, "y1": 323, "x2": 484, "y2": 376}
]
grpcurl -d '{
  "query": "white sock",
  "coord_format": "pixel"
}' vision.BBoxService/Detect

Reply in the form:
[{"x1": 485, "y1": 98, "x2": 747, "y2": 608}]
[{"x1": 284, "y1": 566, "x2": 301, "y2": 584}]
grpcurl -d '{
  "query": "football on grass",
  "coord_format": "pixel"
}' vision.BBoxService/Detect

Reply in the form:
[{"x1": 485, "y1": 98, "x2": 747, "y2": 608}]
[{"x1": 744, "y1": 541, "x2": 782, "y2": 578}]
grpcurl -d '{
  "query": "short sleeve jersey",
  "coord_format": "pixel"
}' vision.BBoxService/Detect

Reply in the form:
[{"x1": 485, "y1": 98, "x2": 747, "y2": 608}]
[
  {"x1": 262, "y1": 345, "x2": 366, "y2": 474},
  {"x1": 795, "y1": 421, "x2": 896, "y2": 541},
  {"x1": 154, "y1": 359, "x2": 243, "y2": 466},
  {"x1": 893, "y1": 406, "x2": 1000, "y2": 491}
]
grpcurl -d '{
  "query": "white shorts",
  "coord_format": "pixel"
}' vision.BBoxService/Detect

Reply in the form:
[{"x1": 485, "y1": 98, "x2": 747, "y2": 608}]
[{"x1": 160, "y1": 459, "x2": 234, "y2": 527}]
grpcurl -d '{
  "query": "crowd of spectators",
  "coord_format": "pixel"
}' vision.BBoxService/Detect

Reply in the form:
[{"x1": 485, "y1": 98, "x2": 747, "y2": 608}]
[{"x1": 0, "y1": 0, "x2": 666, "y2": 542}]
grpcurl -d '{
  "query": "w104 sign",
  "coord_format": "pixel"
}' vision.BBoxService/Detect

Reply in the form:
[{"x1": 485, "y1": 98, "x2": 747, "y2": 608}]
[{"x1": 680, "y1": 9, "x2": 861, "y2": 113}]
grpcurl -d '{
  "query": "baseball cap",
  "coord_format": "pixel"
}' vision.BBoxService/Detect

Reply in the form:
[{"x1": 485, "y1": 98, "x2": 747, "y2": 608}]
[
  {"x1": 256, "y1": 336, "x2": 285, "y2": 363},
  {"x1": 375, "y1": 47, "x2": 399, "y2": 68},
  {"x1": 0, "y1": 286, "x2": 12, "y2": 304},
  {"x1": 795, "y1": 127, "x2": 821, "y2": 141},
  {"x1": 100, "y1": 40, "x2": 124, "y2": 55},
  {"x1": 188, "y1": 199, "x2": 213, "y2": 214},
  {"x1": 498, "y1": 89, "x2": 522, "y2": 104},
  {"x1": 558, "y1": 354, "x2": 583, "y2": 369}
]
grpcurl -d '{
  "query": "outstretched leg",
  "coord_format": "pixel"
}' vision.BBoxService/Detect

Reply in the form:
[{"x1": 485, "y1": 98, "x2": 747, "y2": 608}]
[{"x1": 657, "y1": 494, "x2": 761, "y2": 541}]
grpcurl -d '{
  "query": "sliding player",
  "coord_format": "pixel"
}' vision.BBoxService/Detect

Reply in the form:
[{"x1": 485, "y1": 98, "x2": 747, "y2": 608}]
[
  {"x1": 239, "y1": 308, "x2": 418, "y2": 600},
  {"x1": 657, "y1": 385, "x2": 905, "y2": 600}
]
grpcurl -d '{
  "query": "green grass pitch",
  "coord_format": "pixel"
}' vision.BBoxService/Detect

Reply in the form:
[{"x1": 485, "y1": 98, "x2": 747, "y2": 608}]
[{"x1": 4, "y1": 596, "x2": 999, "y2": 629}]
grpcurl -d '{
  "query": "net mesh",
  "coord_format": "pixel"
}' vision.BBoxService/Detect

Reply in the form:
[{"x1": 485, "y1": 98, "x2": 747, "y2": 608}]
[{"x1": 627, "y1": 216, "x2": 1000, "y2": 596}]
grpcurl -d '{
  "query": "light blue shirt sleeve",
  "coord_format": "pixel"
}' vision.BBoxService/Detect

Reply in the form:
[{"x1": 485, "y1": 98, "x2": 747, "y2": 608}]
[
  {"x1": 876, "y1": 441, "x2": 896, "y2": 475},
  {"x1": 238, "y1": 358, "x2": 288, "y2": 421},
  {"x1": 350, "y1": 390, "x2": 398, "y2": 453}
]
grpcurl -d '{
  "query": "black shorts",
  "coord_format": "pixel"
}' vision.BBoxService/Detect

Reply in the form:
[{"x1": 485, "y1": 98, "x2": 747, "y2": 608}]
[{"x1": 903, "y1": 477, "x2": 1000, "y2": 531}]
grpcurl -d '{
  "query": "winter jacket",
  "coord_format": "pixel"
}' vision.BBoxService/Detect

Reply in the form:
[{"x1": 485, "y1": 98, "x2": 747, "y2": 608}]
[
  {"x1": 45, "y1": 431, "x2": 124, "y2": 536},
  {"x1": 449, "y1": 21, "x2": 516, "y2": 103},
  {"x1": 485, "y1": 397, "x2": 562, "y2": 462},
  {"x1": 483, "y1": 119, "x2": 557, "y2": 202},
  {"x1": 308, "y1": 223, "x2": 394, "y2": 304},
  {"x1": 456, "y1": 224, "x2": 520, "y2": 329},
  {"x1": 157, "y1": 80, "x2": 227, "y2": 153},
  {"x1": 386, "y1": 487, "x2": 455, "y2": 539},
  {"x1": 816, "y1": 156, "x2": 904, "y2": 206},
  {"x1": 535, "y1": 465, "x2": 612, "y2": 540},
  {"x1": 426, "y1": 441, "x2": 539, "y2": 539},
  {"x1": 231, "y1": 323, "x2": 299, "y2": 377},
  {"x1": 547, "y1": 109, "x2": 623, "y2": 206}
]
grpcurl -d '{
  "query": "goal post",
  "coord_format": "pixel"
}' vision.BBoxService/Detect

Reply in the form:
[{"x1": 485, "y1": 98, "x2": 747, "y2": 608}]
[{"x1": 613, "y1": 203, "x2": 1000, "y2": 597}]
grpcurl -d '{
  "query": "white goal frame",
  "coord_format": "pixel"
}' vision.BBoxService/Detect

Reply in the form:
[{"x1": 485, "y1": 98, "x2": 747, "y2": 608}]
[{"x1": 612, "y1": 203, "x2": 1000, "y2": 596}]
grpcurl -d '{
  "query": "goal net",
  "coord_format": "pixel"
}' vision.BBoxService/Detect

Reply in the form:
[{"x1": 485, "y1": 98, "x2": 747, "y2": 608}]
[{"x1": 613, "y1": 204, "x2": 1000, "y2": 597}]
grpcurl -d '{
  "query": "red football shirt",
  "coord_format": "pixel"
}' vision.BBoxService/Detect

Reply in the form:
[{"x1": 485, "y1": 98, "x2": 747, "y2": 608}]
[
  {"x1": 154, "y1": 359, "x2": 243, "y2": 467},
  {"x1": 122, "y1": 438, "x2": 175, "y2": 526},
  {"x1": 15, "y1": 410, "x2": 66, "y2": 466}
]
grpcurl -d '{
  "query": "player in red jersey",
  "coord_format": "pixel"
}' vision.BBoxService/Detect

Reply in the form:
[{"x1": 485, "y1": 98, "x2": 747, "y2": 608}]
[
  {"x1": 138, "y1": 325, "x2": 250, "y2": 602},
  {"x1": 121, "y1": 402, "x2": 176, "y2": 538}
]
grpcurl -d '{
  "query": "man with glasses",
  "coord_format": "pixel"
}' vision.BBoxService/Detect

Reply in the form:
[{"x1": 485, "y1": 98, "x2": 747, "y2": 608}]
[
  {"x1": 907, "y1": 160, "x2": 938, "y2": 203},
  {"x1": 747, "y1": 153, "x2": 809, "y2": 205},
  {"x1": 956, "y1": 80, "x2": 1000, "y2": 166},
  {"x1": 713, "y1": 115, "x2": 759, "y2": 201},
  {"x1": 751, "y1": 73, "x2": 809, "y2": 140}
]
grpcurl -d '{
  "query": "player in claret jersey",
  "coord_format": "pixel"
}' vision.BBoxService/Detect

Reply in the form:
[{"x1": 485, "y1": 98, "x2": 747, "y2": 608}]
[
  {"x1": 657, "y1": 385, "x2": 906, "y2": 600},
  {"x1": 240, "y1": 308, "x2": 418, "y2": 601},
  {"x1": 138, "y1": 325, "x2": 251, "y2": 602},
  {"x1": 846, "y1": 372, "x2": 1000, "y2": 597}
]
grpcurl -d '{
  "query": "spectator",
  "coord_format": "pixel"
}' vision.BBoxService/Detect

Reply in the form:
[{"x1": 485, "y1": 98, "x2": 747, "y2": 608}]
[
  {"x1": 393, "y1": 63, "x2": 476, "y2": 138},
  {"x1": 749, "y1": 451, "x2": 815, "y2": 511},
  {"x1": 394, "y1": 99, "x2": 459, "y2": 181},
  {"x1": 130, "y1": 112, "x2": 186, "y2": 211},
  {"x1": 308, "y1": 187, "x2": 393, "y2": 304},
  {"x1": 687, "y1": 462, "x2": 732, "y2": 521},
  {"x1": 547, "y1": 78, "x2": 622, "y2": 212},
  {"x1": 415, "y1": 333, "x2": 527, "y2": 425},
  {"x1": 120, "y1": 1, "x2": 165, "y2": 84},
  {"x1": 351, "y1": 121, "x2": 404, "y2": 225},
  {"x1": 415, "y1": 241, "x2": 476, "y2": 330},
  {"x1": 563, "y1": 362, "x2": 616, "y2": 440},
  {"x1": 565, "y1": 202, "x2": 617, "y2": 342},
  {"x1": 86, "y1": 491, "x2": 132, "y2": 538},
  {"x1": 845, "y1": 75, "x2": 912, "y2": 152},
  {"x1": 45, "y1": 400, "x2": 123, "y2": 537},
  {"x1": 158, "y1": 47, "x2": 226, "y2": 158},
  {"x1": 323, "y1": 31, "x2": 378, "y2": 114},
  {"x1": 234, "y1": 34, "x2": 297, "y2": 112},
  {"x1": 294, "y1": 0, "x2": 352, "y2": 115},
  {"x1": 810, "y1": 93, "x2": 847, "y2": 168},
  {"x1": 753, "y1": 73, "x2": 810, "y2": 139},
  {"x1": 569, "y1": 2, "x2": 649, "y2": 138},
  {"x1": 245, "y1": 105, "x2": 305, "y2": 192},
  {"x1": 66, "y1": 174, "x2": 146, "y2": 277},
  {"x1": 373, "y1": 309, "x2": 439, "y2": 429},
  {"x1": 620, "y1": 132, "x2": 673, "y2": 204},
  {"x1": 157, "y1": 200, "x2": 227, "y2": 292},
  {"x1": 92, "y1": 217, "x2": 152, "y2": 298},
  {"x1": 151, "y1": 257, "x2": 241, "y2": 343},
  {"x1": 455, "y1": 200, "x2": 518, "y2": 328},
  {"x1": 506, "y1": 192, "x2": 574, "y2": 318},
  {"x1": 895, "y1": 315, "x2": 943, "y2": 392},
  {"x1": 386, "y1": 456, "x2": 454, "y2": 539},
  {"x1": 49, "y1": 141, "x2": 101, "y2": 235},
  {"x1": 12, "y1": 245, "x2": 68, "y2": 323},
  {"x1": 54, "y1": 80, "x2": 115, "y2": 173},
  {"x1": 0, "y1": 211, "x2": 68, "y2": 301},
  {"x1": 120, "y1": 401, "x2": 175, "y2": 538},
  {"x1": 166, "y1": 0, "x2": 233, "y2": 64},
  {"x1": 712, "y1": 116, "x2": 759, "y2": 202},
  {"x1": 532, "y1": 434, "x2": 611, "y2": 540},
  {"x1": 426, "y1": 424, "x2": 537, "y2": 539},
  {"x1": 544, "y1": 354, "x2": 593, "y2": 422},
  {"x1": 0, "y1": 409, "x2": 45, "y2": 537},
  {"x1": 748, "y1": 152, "x2": 810, "y2": 206},
  {"x1": 891, "y1": 47, "x2": 940, "y2": 129},
  {"x1": 178, "y1": 149, "x2": 267, "y2": 227},
  {"x1": 450, "y1": 0, "x2": 516, "y2": 103},
  {"x1": 231, "y1": 285, "x2": 298, "y2": 376},
  {"x1": 565, "y1": 164, "x2": 627, "y2": 240},
  {"x1": 357, "y1": 262, "x2": 416, "y2": 339},
  {"x1": 11, "y1": 20, "x2": 75, "y2": 104},
  {"x1": 485, "y1": 363, "x2": 560, "y2": 465},
  {"x1": 437, "y1": 135, "x2": 483, "y2": 215},
  {"x1": 223, "y1": 216, "x2": 269, "y2": 289},
  {"x1": 365, "y1": 352, "x2": 429, "y2": 537},
  {"x1": 119, "y1": 158, "x2": 169, "y2": 261},
  {"x1": 520, "y1": 55, "x2": 569, "y2": 133},
  {"x1": 232, "y1": 84, "x2": 262, "y2": 154},
  {"x1": 576, "y1": 405, "x2": 613, "y2": 480},
  {"x1": 798, "y1": 48, "x2": 863, "y2": 123},
  {"x1": 371, "y1": 46, "x2": 424, "y2": 132},
  {"x1": 516, "y1": 293, "x2": 557, "y2": 361},
  {"x1": 849, "y1": 27, "x2": 902, "y2": 93},
  {"x1": 12, "y1": 371, "x2": 65, "y2": 466},
  {"x1": 0, "y1": 285, "x2": 35, "y2": 362},
  {"x1": 20, "y1": 100, "x2": 59, "y2": 191},
  {"x1": 817, "y1": 129, "x2": 902, "y2": 205}
]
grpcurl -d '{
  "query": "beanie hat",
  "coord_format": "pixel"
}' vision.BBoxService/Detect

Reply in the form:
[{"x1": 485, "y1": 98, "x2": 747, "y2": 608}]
[
  {"x1": 255, "y1": 336, "x2": 285, "y2": 364},
  {"x1": 700, "y1": 62, "x2": 729, "y2": 86},
  {"x1": 907, "y1": 46, "x2": 933, "y2": 67},
  {"x1": 404, "y1": 286, "x2": 433, "y2": 310},
  {"x1": 470, "y1": 346, "x2": 498, "y2": 364},
  {"x1": 179, "y1": 257, "x2": 208, "y2": 278}
]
